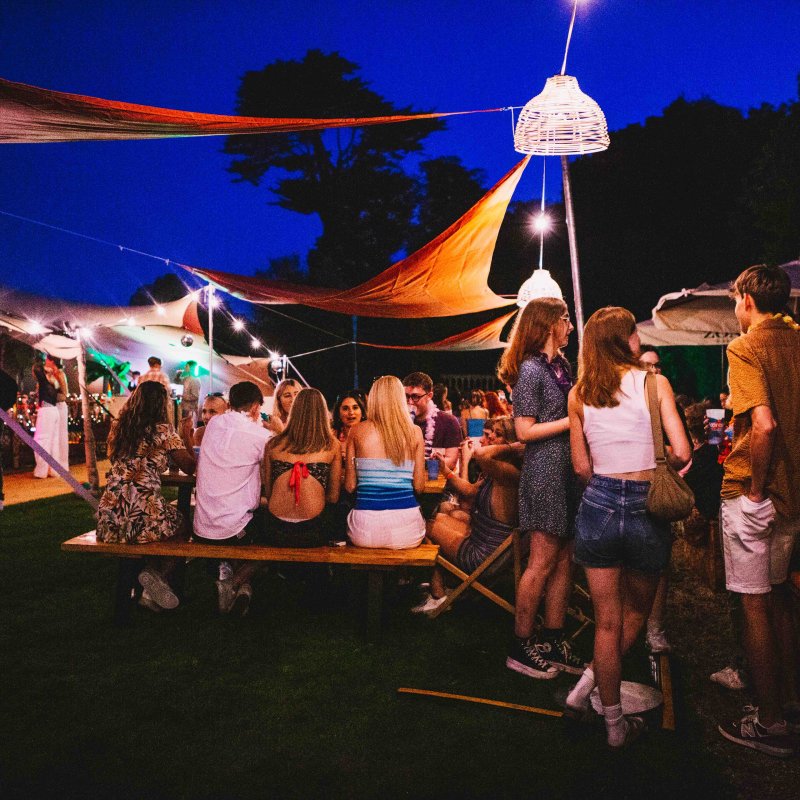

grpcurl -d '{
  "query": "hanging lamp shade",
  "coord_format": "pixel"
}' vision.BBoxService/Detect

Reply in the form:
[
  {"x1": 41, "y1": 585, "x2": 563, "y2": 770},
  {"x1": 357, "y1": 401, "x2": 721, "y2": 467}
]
[
  {"x1": 514, "y1": 74, "x2": 609, "y2": 156},
  {"x1": 517, "y1": 269, "x2": 564, "y2": 307}
]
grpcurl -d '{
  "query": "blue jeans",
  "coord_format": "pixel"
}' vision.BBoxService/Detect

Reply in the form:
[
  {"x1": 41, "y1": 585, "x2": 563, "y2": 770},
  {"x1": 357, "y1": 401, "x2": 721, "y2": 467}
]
[{"x1": 574, "y1": 475, "x2": 670, "y2": 574}]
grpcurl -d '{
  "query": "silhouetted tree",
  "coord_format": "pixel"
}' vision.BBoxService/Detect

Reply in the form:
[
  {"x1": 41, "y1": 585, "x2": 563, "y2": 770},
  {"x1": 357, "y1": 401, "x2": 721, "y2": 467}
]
[
  {"x1": 129, "y1": 273, "x2": 188, "y2": 306},
  {"x1": 224, "y1": 50, "x2": 445, "y2": 289}
]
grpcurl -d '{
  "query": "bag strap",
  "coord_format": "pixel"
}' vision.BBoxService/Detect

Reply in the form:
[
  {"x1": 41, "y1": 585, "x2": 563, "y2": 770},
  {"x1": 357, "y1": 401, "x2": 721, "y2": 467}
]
[{"x1": 644, "y1": 372, "x2": 667, "y2": 465}]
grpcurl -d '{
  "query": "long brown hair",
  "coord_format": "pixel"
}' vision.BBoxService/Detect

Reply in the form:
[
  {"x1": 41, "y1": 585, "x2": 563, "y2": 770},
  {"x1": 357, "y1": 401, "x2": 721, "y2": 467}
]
[
  {"x1": 269, "y1": 388, "x2": 337, "y2": 455},
  {"x1": 497, "y1": 297, "x2": 567, "y2": 387},
  {"x1": 368, "y1": 376, "x2": 418, "y2": 466},
  {"x1": 575, "y1": 307, "x2": 643, "y2": 408},
  {"x1": 108, "y1": 381, "x2": 170, "y2": 461}
]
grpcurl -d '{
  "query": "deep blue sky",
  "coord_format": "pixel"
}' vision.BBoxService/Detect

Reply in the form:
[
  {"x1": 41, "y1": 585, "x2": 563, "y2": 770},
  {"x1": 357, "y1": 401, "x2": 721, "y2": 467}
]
[{"x1": 1, "y1": 0, "x2": 798, "y2": 307}]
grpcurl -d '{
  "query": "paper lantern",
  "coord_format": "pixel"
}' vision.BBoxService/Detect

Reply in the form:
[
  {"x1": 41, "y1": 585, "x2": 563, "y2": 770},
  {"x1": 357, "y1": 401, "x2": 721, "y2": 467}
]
[{"x1": 517, "y1": 269, "x2": 563, "y2": 307}]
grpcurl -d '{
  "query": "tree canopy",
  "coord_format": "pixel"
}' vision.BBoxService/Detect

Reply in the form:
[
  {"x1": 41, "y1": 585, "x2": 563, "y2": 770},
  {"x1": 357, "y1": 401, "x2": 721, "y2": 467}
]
[{"x1": 224, "y1": 50, "x2": 448, "y2": 289}]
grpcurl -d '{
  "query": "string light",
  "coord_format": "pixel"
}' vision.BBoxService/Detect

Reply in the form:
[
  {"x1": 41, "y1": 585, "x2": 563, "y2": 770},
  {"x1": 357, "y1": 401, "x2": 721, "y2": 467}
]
[
  {"x1": 251, "y1": 337, "x2": 262, "y2": 349},
  {"x1": 156, "y1": 305, "x2": 166, "y2": 316},
  {"x1": 233, "y1": 319, "x2": 245, "y2": 331}
]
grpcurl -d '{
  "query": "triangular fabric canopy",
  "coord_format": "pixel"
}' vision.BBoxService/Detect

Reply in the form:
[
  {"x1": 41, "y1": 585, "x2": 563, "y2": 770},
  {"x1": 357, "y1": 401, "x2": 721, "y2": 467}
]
[
  {"x1": 0, "y1": 287, "x2": 203, "y2": 336},
  {"x1": 0, "y1": 287, "x2": 272, "y2": 394},
  {"x1": 637, "y1": 261, "x2": 800, "y2": 345},
  {"x1": 189, "y1": 158, "x2": 528, "y2": 318},
  {"x1": 359, "y1": 311, "x2": 516, "y2": 351},
  {"x1": 0, "y1": 76, "x2": 501, "y2": 144}
]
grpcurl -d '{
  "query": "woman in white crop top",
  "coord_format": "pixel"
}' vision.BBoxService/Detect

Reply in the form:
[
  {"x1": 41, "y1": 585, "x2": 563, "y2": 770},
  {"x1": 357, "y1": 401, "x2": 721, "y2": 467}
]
[{"x1": 565, "y1": 307, "x2": 690, "y2": 749}]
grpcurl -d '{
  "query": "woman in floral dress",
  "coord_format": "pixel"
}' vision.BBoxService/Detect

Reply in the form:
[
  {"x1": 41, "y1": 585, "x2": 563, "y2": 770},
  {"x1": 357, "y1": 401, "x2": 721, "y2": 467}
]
[{"x1": 97, "y1": 381, "x2": 195, "y2": 607}]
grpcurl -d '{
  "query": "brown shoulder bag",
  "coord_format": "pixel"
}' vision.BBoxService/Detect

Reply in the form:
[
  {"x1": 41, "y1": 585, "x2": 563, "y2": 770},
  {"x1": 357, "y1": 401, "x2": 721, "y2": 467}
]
[{"x1": 644, "y1": 372, "x2": 695, "y2": 521}]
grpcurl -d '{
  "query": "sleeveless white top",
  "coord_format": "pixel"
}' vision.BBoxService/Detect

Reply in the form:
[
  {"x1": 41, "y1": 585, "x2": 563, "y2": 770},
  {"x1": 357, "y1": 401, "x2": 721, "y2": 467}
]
[{"x1": 582, "y1": 369, "x2": 656, "y2": 474}]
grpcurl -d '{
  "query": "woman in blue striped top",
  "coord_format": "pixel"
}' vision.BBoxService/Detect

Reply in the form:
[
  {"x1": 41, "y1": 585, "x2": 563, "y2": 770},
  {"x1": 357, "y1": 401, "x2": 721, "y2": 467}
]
[{"x1": 345, "y1": 376, "x2": 426, "y2": 549}]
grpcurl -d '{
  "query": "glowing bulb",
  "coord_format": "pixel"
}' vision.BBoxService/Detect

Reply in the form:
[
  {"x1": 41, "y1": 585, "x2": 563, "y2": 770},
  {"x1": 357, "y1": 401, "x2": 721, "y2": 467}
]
[
  {"x1": 156, "y1": 305, "x2": 166, "y2": 316},
  {"x1": 126, "y1": 317, "x2": 136, "y2": 326},
  {"x1": 251, "y1": 337, "x2": 262, "y2": 349},
  {"x1": 28, "y1": 321, "x2": 47, "y2": 335},
  {"x1": 208, "y1": 297, "x2": 218, "y2": 309},
  {"x1": 268, "y1": 350, "x2": 280, "y2": 361},
  {"x1": 233, "y1": 319, "x2": 245, "y2": 331},
  {"x1": 532, "y1": 213, "x2": 551, "y2": 234}
]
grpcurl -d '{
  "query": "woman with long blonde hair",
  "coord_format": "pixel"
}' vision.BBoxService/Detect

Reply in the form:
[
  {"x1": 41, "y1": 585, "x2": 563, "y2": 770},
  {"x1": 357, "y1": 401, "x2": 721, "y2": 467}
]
[
  {"x1": 565, "y1": 307, "x2": 689, "y2": 748},
  {"x1": 265, "y1": 388, "x2": 341, "y2": 547},
  {"x1": 270, "y1": 378, "x2": 301, "y2": 430},
  {"x1": 345, "y1": 376, "x2": 426, "y2": 549},
  {"x1": 497, "y1": 297, "x2": 584, "y2": 679}
]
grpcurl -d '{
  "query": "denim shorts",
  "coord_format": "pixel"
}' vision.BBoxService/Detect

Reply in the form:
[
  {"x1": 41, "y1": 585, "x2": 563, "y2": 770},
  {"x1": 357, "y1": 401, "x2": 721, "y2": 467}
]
[{"x1": 574, "y1": 475, "x2": 671, "y2": 574}]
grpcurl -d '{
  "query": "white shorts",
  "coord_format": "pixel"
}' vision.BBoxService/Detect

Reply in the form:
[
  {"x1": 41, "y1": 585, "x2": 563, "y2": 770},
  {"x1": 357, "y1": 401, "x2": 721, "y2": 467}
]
[
  {"x1": 720, "y1": 496, "x2": 800, "y2": 594},
  {"x1": 347, "y1": 507, "x2": 426, "y2": 550}
]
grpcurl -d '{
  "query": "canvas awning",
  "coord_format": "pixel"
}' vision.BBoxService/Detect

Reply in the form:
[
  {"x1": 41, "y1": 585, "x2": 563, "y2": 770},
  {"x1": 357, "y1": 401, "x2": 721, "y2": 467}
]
[
  {"x1": 359, "y1": 311, "x2": 516, "y2": 351},
  {"x1": 189, "y1": 158, "x2": 528, "y2": 318},
  {"x1": 637, "y1": 261, "x2": 799, "y2": 345},
  {"x1": 0, "y1": 76, "x2": 501, "y2": 144}
]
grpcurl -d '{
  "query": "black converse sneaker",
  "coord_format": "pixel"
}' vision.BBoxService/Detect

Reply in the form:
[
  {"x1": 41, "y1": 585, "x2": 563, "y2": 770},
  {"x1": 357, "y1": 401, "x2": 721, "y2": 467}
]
[
  {"x1": 506, "y1": 637, "x2": 559, "y2": 680},
  {"x1": 537, "y1": 637, "x2": 586, "y2": 675}
]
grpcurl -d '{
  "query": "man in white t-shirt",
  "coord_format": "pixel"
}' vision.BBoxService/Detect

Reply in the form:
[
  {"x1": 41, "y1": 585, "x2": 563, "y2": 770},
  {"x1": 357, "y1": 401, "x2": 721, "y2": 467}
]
[{"x1": 194, "y1": 381, "x2": 271, "y2": 615}]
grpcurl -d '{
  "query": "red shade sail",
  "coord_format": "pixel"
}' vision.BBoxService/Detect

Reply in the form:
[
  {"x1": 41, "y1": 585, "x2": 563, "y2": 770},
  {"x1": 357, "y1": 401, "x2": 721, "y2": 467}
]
[
  {"x1": 359, "y1": 310, "x2": 516, "y2": 351},
  {"x1": 188, "y1": 158, "x2": 528, "y2": 318},
  {"x1": 0, "y1": 76, "x2": 502, "y2": 144}
]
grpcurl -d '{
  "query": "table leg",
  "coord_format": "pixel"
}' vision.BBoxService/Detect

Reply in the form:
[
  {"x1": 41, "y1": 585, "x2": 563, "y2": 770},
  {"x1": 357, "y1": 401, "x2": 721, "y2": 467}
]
[
  {"x1": 366, "y1": 570, "x2": 384, "y2": 642},
  {"x1": 114, "y1": 557, "x2": 142, "y2": 626}
]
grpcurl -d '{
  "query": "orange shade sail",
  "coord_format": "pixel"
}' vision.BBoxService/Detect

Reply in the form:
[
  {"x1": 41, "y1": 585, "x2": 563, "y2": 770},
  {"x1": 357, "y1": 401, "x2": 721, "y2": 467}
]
[
  {"x1": 0, "y1": 76, "x2": 502, "y2": 144},
  {"x1": 359, "y1": 310, "x2": 516, "y2": 351},
  {"x1": 188, "y1": 158, "x2": 528, "y2": 318}
]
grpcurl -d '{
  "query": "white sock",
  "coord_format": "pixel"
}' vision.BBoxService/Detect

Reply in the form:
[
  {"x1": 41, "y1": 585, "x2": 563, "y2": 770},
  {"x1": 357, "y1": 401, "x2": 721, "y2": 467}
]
[
  {"x1": 565, "y1": 667, "x2": 595, "y2": 709},
  {"x1": 647, "y1": 620, "x2": 663, "y2": 634},
  {"x1": 603, "y1": 702, "x2": 627, "y2": 747}
]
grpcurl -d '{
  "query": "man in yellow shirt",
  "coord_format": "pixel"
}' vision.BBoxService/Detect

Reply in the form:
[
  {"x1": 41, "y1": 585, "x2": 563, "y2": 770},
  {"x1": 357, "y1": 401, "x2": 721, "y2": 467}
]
[{"x1": 717, "y1": 265, "x2": 800, "y2": 758}]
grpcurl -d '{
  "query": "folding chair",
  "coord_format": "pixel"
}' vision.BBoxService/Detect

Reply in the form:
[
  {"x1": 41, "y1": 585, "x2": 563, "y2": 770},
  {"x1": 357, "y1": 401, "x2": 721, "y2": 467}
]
[{"x1": 428, "y1": 533, "x2": 517, "y2": 618}]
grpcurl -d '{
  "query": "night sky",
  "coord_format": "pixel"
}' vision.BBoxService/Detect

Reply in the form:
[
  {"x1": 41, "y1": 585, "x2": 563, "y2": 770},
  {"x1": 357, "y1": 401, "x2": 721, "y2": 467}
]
[{"x1": 1, "y1": 1, "x2": 798, "y2": 310}]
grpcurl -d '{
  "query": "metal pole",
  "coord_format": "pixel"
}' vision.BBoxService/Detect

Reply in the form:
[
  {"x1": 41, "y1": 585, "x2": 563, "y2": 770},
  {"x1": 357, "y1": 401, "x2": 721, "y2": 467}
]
[
  {"x1": 75, "y1": 340, "x2": 100, "y2": 496},
  {"x1": 207, "y1": 284, "x2": 214, "y2": 394},
  {"x1": 352, "y1": 315, "x2": 359, "y2": 387},
  {"x1": 561, "y1": 154, "x2": 584, "y2": 345}
]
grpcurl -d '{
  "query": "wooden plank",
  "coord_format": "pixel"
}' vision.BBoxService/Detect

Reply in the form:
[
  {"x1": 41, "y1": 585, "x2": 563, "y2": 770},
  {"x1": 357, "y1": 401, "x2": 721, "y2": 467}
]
[
  {"x1": 397, "y1": 688, "x2": 563, "y2": 718},
  {"x1": 62, "y1": 532, "x2": 438, "y2": 567}
]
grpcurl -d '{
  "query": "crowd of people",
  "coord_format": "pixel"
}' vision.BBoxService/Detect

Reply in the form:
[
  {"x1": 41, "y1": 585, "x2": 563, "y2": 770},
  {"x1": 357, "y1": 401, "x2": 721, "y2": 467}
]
[{"x1": 91, "y1": 264, "x2": 799, "y2": 757}]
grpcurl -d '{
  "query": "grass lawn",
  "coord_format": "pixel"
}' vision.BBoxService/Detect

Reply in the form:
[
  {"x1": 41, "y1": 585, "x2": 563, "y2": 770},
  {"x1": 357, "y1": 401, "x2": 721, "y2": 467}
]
[{"x1": 1, "y1": 494, "x2": 798, "y2": 799}]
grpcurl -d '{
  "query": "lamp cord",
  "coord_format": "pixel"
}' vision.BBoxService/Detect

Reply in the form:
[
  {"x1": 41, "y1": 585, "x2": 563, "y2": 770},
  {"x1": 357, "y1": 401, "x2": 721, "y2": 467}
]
[
  {"x1": 539, "y1": 162, "x2": 546, "y2": 270},
  {"x1": 561, "y1": 0, "x2": 579, "y2": 76}
]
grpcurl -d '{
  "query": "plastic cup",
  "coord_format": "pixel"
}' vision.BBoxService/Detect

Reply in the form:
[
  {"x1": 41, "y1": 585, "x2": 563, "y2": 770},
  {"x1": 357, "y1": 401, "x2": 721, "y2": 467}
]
[
  {"x1": 706, "y1": 408, "x2": 725, "y2": 446},
  {"x1": 467, "y1": 418, "x2": 485, "y2": 438},
  {"x1": 426, "y1": 458, "x2": 440, "y2": 480}
]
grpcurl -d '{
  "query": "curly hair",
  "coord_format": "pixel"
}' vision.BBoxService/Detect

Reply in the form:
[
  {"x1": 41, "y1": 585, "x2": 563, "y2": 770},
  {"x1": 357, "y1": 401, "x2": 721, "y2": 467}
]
[{"x1": 108, "y1": 381, "x2": 169, "y2": 461}]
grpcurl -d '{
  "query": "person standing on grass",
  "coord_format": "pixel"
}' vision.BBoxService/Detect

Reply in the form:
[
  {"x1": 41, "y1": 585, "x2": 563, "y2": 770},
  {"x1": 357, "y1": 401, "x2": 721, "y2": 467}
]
[
  {"x1": 177, "y1": 361, "x2": 201, "y2": 425},
  {"x1": 193, "y1": 381, "x2": 272, "y2": 616},
  {"x1": 565, "y1": 307, "x2": 690, "y2": 749},
  {"x1": 140, "y1": 356, "x2": 171, "y2": 391},
  {"x1": 497, "y1": 297, "x2": 584, "y2": 680},
  {"x1": 716, "y1": 265, "x2": 800, "y2": 758}
]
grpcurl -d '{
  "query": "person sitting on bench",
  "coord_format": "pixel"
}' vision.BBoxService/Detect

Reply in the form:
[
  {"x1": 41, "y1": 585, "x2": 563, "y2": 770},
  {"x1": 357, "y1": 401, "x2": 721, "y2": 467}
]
[
  {"x1": 345, "y1": 376, "x2": 426, "y2": 549},
  {"x1": 193, "y1": 381, "x2": 272, "y2": 616},
  {"x1": 264, "y1": 388, "x2": 341, "y2": 547},
  {"x1": 96, "y1": 381, "x2": 196, "y2": 610},
  {"x1": 413, "y1": 442, "x2": 522, "y2": 614}
]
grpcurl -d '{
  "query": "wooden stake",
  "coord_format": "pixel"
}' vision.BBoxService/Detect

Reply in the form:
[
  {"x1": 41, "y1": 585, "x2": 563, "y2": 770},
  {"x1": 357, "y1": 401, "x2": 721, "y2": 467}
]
[
  {"x1": 659, "y1": 653, "x2": 675, "y2": 731},
  {"x1": 397, "y1": 688, "x2": 563, "y2": 719}
]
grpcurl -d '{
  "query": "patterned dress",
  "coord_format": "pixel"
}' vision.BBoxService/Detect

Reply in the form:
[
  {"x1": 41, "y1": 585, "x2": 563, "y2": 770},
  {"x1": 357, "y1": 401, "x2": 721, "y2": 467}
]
[
  {"x1": 513, "y1": 356, "x2": 579, "y2": 538},
  {"x1": 96, "y1": 423, "x2": 185, "y2": 543}
]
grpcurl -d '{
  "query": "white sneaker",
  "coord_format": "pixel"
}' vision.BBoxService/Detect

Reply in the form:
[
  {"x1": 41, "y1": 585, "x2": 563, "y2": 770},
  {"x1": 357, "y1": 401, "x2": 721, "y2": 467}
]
[
  {"x1": 137, "y1": 591, "x2": 162, "y2": 613},
  {"x1": 411, "y1": 592, "x2": 450, "y2": 615},
  {"x1": 710, "y1": 666, "x2": 747, "y2": 690},
  {"x1": 646, "y1": 629, "x2": 672, "y2": 653},
  {"x1": 138, "y1": 568, "x2": 179, "y2": 610}
]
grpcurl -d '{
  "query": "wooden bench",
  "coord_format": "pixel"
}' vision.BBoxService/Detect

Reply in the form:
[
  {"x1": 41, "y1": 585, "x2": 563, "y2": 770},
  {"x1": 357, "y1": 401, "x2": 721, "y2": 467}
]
[{"x1": 62, "y1": 532, "x2": 439, "y2": 639}]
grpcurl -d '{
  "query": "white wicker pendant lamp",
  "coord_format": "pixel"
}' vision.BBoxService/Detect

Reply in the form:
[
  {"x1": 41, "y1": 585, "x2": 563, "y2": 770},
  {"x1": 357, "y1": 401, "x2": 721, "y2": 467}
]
[{"x1": 512, "y1": 0, "x2": 609, "y2": 341}]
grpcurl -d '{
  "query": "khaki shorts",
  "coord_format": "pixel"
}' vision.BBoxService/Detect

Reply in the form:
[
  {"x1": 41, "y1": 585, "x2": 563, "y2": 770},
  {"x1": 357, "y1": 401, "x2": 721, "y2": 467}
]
[{"x1": 720, "y1": 496, "x2": 800, "y2": 594}]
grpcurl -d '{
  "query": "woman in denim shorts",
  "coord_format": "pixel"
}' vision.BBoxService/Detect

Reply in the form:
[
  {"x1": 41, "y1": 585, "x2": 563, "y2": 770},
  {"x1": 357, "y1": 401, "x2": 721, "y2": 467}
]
[{"x1": 565, "y1": 307, "x2": 690, "y2": 749}]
